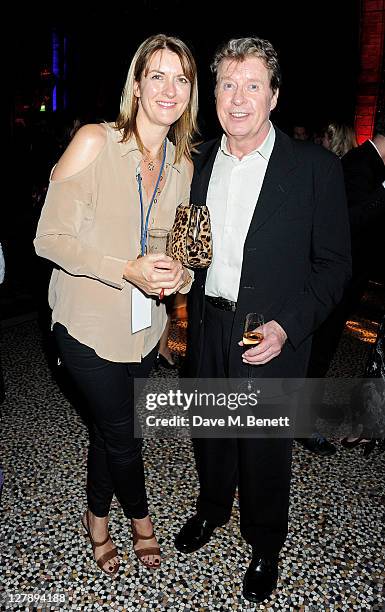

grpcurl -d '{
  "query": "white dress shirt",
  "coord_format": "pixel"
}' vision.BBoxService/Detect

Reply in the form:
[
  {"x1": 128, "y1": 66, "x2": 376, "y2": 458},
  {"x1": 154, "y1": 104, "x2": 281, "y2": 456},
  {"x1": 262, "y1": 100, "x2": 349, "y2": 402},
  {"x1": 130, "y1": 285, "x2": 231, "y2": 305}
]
[{"x1": 205, "y1": 123, "x2": 275, "y2": 302}]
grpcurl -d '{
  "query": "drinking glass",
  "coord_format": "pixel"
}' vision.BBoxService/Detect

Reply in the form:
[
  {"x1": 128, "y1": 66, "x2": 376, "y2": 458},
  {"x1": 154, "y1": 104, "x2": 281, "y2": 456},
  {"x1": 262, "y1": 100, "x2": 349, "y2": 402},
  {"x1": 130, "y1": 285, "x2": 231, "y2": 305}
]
[
  {"x1": 147, "y1": 228, "x2": 170, "y2": 255},
  {"x1": 147, "y1": 228, "x2": 170, "y2": 299}
]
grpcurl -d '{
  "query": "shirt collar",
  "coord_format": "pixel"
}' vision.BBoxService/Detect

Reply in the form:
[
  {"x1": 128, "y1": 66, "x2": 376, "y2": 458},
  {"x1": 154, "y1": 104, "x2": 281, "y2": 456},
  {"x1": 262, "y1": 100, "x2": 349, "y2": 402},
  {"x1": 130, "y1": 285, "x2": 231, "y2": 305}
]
[
  {"x1": 369, "y1": 139, "x2": 382, "y2": 159},
  {"x1": 119, "y1": 134, "x2": 139, "y2": 157},
  {"x1": 118, "y1": 130, "x2": 179, "y2": 171},
  {"x1": 220, "y1": 121, "x2": 276, "y2": 161}
]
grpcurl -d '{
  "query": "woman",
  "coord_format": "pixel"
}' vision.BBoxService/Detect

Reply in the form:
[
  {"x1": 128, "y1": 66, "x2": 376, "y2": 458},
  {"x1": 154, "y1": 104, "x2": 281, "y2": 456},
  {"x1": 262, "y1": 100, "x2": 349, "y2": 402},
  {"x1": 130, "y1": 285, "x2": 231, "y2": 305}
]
[
  {"x1": 322, "y1": 122, "x2": 358, "y2": 158},
  {"x1": 34, "y1": 34, "x2": 198, "y2": 575}
]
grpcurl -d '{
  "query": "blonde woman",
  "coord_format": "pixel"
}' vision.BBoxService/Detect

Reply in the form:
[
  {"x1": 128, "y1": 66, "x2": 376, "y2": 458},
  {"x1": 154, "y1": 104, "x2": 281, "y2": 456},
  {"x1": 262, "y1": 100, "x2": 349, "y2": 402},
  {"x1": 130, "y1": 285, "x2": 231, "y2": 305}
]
[
  {"x1": 34, "y1": 34, "x2": 198, "y2": 575},
  {"x1": 322, "y1": 122, "x2": 358, "y2": 157}
]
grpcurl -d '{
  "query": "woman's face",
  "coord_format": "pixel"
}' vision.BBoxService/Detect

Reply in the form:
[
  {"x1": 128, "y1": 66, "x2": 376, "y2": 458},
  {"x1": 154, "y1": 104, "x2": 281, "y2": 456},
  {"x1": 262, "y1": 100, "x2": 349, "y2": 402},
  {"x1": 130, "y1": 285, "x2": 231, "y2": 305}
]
[{"x1": 134, "y1": 49, "x2": 191, "y2": 130}]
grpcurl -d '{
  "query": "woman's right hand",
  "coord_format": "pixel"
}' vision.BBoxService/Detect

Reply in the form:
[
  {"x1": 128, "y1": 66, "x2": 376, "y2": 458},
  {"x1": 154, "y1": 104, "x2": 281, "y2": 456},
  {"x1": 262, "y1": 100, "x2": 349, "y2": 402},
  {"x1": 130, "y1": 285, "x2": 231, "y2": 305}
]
[{"x1": 123, "y1": 254, "x2": 184, "y2": 296}]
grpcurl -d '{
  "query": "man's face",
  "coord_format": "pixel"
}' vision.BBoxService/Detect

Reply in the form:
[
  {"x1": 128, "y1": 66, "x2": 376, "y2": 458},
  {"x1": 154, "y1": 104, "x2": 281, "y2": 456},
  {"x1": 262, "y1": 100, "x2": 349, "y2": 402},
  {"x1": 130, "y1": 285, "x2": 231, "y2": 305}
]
[
  {"x1": 293, "y1": 126, "x2": 308, "y2": 140},
  {"x1": 215, "y1": 56, "x2": 278, "y2": 148}
]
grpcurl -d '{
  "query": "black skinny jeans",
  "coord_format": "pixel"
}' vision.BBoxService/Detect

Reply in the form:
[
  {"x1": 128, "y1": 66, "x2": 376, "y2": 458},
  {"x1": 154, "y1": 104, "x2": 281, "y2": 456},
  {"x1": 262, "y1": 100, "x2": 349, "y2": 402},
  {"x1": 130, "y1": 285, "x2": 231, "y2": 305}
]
[{"x1": 54, "y1": 323, "x2": 157, "y2": 519}]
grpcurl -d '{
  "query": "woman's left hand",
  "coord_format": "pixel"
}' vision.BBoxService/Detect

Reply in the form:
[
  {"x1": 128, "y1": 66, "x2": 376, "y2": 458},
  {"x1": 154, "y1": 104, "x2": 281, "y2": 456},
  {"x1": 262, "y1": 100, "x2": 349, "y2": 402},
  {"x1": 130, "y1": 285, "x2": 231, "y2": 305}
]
[{"x1": 123, "y1": 254, "x2": 184, "y2": 296}]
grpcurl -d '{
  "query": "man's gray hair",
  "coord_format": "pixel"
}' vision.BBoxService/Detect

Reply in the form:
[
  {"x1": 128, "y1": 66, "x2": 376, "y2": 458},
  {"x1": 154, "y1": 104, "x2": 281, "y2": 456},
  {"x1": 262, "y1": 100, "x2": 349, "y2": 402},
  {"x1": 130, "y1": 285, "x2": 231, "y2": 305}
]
[{"x1": 211, "y1": 37, "x2": 281, "y2": 93}]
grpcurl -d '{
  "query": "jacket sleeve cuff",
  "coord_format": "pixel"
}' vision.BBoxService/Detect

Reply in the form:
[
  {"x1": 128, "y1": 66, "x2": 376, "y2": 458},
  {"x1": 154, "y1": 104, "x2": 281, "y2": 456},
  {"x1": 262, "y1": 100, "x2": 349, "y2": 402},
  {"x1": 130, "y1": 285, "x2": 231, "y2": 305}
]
[{"x1": 274, "y1": 314, "x2": 308, "y2": 351}]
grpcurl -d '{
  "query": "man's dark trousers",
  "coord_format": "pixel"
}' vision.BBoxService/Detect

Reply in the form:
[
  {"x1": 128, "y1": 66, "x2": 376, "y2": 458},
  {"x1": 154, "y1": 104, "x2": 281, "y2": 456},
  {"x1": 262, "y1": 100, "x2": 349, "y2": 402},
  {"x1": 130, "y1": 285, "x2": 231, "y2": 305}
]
[{"x1": 193, "y1": 300, "x2": 293, "y2": 556}]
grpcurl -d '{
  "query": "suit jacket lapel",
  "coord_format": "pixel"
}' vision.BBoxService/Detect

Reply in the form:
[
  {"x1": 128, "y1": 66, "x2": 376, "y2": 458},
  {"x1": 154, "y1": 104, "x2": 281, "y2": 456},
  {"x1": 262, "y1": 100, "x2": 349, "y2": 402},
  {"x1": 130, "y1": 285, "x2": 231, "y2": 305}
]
[
  {"x1": 191, "y1": 129, "x2": 298, "y2": 262},
  {"x1": 247, "y1": 128, "x2": 297, "y2": 238},
  {"x1": 191, "y1": 139, "x2": 221, "y2": 203}
]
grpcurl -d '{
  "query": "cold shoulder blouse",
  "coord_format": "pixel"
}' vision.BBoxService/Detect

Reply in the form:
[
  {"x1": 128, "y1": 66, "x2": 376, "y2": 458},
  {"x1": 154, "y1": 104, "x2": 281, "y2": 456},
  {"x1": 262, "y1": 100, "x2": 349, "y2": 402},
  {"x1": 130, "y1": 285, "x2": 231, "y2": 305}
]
[{"x1": 34, "y1": 123, "x2": 192, "y2": 362}]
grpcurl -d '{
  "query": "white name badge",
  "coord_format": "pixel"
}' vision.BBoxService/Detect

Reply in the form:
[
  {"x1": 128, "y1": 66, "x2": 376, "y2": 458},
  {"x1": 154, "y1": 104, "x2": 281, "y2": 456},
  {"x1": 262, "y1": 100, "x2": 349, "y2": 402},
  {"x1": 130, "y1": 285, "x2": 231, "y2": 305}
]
[{"x1": 131, "y1": 287, "x2": 152, "y2": 333}]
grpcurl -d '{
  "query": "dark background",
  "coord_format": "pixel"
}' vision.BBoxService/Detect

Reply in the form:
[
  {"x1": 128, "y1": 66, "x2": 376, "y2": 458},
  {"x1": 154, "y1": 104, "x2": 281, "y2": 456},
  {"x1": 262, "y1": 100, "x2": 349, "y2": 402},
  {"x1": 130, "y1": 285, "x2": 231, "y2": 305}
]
[
  {"x1": 13, "y1": 0, "x2": 361, "y2": 136},
  {"x1": 5, "y1": 1, "x2": 362, "y2": 320}
]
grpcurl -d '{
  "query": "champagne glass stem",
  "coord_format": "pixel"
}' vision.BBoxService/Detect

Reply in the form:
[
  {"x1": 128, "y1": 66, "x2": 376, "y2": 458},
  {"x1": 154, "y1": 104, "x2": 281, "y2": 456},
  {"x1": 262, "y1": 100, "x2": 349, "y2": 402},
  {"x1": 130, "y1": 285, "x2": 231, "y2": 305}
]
[{"x1": 247, "y1": 364, "x2": 253, "y2": 392}]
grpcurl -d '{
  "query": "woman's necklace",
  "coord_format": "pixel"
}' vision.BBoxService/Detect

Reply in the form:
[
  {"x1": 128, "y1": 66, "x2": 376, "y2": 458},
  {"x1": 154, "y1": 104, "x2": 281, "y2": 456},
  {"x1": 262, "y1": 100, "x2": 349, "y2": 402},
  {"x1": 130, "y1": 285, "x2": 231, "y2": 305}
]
[
  {"x1": 143, "y1": 145, "x2": 162, "y2": 171},
  {"x1": 136, "y1": 139, "x2": 167, "y2": 257}
]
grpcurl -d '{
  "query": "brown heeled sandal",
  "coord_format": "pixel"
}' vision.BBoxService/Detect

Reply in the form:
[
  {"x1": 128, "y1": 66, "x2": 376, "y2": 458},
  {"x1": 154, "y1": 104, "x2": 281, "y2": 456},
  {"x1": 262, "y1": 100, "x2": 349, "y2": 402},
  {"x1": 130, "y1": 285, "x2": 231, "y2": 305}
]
[
  {"x1": 131, "y1": 520, "x2": 161, "y2": 569},
  {"x1": 81, "y1": 511, "x2": 120, "y2": 576}
]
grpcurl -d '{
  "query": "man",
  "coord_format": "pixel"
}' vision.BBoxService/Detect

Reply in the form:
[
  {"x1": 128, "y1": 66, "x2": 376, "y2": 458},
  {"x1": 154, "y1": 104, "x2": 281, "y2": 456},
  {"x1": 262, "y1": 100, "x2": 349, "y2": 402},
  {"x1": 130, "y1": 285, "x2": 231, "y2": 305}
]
[
  {"x1": 297, "y1": 115, "x2": 385, "y2": 456},
  {"x1": 292, "y1": 124, "x2": 310, "y2": 141},
  {"x1": 342, "y1": 114, "x2": 385, "y2": 288},
  {"x1": 174, "y1": 37, "x2": 351, "y2": 603}
]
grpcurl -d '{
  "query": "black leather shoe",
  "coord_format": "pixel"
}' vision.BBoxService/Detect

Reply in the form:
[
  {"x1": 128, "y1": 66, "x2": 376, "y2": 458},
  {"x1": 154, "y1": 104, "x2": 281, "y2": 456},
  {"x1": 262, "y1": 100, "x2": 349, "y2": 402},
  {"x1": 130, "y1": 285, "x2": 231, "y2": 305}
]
[
  {"x1": 174, "y1": 515, "x2": 217, "y2": 553},
  {"x1": 242, "y1": 554, "x2": 279, "y2": 603},
  {"x1": 340, "y1": 436, "x2": 366, "y2": 449},
  {"x1": 340, "y1": 437, "x2": 376, "y2": 457},
  {"x1": 296, "y1": 434, "x2": 336, "y2": 456}
]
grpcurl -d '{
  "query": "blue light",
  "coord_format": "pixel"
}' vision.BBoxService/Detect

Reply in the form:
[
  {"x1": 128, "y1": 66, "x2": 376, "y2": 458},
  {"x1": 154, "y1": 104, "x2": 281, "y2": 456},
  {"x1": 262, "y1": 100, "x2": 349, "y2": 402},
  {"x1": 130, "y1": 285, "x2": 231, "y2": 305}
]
[
  {"x1": 63, "y1": 36, "x2": 68, "y2": 109},
  {"x1": 52, "y1": 29, "x2": 60, "y2": 111},
  {"x1": 52, "y1": 30, "x2": 60, "y2": 77}
]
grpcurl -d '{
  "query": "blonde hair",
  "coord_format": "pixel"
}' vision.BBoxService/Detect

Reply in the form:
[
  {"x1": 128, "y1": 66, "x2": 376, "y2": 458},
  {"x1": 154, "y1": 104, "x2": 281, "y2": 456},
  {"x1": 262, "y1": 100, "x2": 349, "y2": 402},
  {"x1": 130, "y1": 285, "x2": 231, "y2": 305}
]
[
  {"x1": 116, "y1": 34, "x2": 199, "y2": 164},
  {"x1": 324, "y1": 122, "x2": 358, "y2": 157}
]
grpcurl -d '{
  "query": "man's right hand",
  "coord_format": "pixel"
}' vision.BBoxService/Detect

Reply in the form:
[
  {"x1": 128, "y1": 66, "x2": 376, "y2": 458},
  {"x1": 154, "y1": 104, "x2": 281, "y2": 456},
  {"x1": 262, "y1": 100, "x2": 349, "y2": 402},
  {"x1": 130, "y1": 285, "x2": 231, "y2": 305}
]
[
  {"x1": 123, "y1": 254, "x2": 184, "y2": 297},
  {"x1": 239, "y1": 320, "x2": 287, "y2": 365}
]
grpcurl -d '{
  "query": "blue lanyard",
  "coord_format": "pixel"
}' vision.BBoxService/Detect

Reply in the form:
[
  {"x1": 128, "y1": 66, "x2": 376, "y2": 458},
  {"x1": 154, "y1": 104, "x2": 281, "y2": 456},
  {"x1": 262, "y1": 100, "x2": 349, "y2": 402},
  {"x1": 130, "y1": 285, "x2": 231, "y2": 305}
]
[{"x1": 136, "y1": 139, "x2": 167, "y2": 256}]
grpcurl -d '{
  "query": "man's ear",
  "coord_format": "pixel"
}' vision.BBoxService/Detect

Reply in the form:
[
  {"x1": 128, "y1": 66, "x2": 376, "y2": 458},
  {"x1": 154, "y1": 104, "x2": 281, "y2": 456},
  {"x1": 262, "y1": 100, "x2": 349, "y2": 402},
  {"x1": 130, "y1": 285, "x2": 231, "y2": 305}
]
[{"x1": 270, "y1": 89, "x2": 279, "y2": 112}]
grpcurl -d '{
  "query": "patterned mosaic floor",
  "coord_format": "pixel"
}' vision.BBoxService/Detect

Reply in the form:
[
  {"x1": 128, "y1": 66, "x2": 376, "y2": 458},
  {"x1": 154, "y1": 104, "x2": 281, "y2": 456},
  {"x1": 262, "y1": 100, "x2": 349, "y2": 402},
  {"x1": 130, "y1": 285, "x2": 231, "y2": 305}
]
[{"x1": 0, "y1": 291, "x2": 384, "y2": 611}]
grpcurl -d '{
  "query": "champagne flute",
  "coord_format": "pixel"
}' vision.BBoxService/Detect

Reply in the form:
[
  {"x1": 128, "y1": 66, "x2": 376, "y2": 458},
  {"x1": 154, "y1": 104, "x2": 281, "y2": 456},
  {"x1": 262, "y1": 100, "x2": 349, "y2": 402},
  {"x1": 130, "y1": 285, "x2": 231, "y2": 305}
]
[{"x1": 243, "y1": 313, "x2": 264, "y2": 392}]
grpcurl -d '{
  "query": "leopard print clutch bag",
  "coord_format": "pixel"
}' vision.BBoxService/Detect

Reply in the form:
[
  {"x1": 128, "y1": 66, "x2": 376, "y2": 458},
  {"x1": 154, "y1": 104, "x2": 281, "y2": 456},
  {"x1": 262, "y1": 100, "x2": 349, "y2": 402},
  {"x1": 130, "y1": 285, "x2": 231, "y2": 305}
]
[{"x1": 169, "y1": 203, "x2": 212, "y2": 269}]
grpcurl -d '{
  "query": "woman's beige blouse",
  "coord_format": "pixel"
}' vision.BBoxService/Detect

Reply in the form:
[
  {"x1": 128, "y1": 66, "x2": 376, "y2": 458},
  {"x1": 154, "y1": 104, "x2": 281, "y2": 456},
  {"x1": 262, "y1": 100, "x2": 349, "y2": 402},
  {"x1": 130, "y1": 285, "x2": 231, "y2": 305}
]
[{"x1": 34, "y1": 123, "x2": 192, "y2": 362}]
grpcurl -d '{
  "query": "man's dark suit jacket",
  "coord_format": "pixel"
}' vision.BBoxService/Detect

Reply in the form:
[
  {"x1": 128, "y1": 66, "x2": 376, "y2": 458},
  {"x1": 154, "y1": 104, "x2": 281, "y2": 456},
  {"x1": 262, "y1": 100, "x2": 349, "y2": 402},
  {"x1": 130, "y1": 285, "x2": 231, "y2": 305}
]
[
  {"x1": 342, "y1": 139, "x2": 385, "y2": 233},
  {"x1": 341, "y1": 140, "x2": 385, "y2": 279},
  {"x1": 185, "y1": 126, "x2": 352, "y2": 379}
]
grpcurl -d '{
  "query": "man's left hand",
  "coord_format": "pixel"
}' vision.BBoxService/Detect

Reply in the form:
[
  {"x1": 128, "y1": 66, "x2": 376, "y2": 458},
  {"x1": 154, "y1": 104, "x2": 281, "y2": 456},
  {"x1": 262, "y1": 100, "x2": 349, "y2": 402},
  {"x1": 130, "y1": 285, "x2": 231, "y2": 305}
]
[{"x1": 239, "y1": 320, "x2": 287, "y2": 365}]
